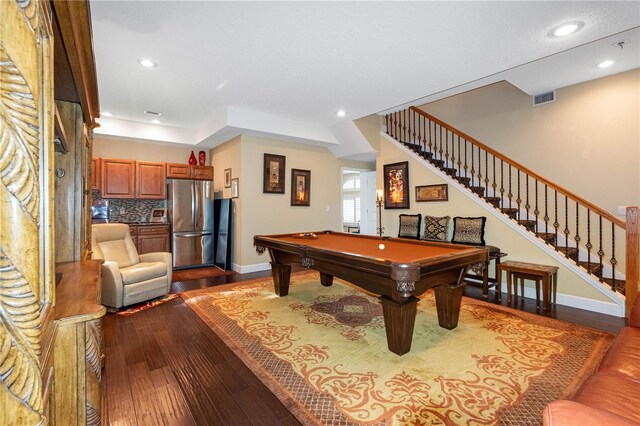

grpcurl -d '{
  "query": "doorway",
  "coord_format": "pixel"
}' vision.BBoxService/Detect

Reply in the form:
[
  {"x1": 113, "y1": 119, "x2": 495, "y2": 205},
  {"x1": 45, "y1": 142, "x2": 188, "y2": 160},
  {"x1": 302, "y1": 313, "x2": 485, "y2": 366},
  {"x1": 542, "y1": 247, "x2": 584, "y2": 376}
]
[{"x1": 341, "y1": 168, "x2": 376, "y2": 235}]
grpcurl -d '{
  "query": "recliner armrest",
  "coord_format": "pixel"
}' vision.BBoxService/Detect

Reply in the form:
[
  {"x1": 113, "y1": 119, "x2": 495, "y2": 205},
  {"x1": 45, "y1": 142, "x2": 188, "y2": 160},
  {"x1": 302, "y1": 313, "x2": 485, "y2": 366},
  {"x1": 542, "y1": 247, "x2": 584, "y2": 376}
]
[
  {"x1": 101, "y1": 261, "x2": 124, "y2": 309},
  {"x1": 139, "y1": 252, "x2": 173, "y2": 291},
  {"x1": 543, "y1": 400, "x2": 638, "y2": 426}
]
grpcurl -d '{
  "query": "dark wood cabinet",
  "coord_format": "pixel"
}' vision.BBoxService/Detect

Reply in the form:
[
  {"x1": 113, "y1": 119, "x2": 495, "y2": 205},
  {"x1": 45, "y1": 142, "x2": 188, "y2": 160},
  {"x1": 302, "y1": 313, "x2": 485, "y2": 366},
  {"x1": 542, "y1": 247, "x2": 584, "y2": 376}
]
[
  {"x1": 166, "y1": 162, "x2": 213, "y2": 181},
  {"x1": 135, "y1": 161, "x2": 166, "y2": 199},
  {"x1": 129, "y1": 224, "x2": 170, "y2": 254},
  {"x1": 101, "y1": 158, "x2": 135, "y2": 198}
]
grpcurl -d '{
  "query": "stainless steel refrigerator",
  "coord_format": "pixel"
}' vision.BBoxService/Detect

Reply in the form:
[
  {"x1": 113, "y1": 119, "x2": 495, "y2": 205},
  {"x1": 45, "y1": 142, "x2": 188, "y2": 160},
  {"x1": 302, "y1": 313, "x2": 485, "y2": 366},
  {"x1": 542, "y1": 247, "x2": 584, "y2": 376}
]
[{"x1": 168, "y1": 179, "x2": 214, "y2": 269}]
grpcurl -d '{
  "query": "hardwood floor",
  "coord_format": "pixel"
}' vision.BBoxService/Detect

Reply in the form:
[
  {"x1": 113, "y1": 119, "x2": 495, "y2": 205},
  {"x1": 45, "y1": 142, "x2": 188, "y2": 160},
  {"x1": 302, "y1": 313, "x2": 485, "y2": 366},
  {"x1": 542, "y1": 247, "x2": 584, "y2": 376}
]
[{"x1": 101, "y1": 269, "x2": 626, "y2": 425}]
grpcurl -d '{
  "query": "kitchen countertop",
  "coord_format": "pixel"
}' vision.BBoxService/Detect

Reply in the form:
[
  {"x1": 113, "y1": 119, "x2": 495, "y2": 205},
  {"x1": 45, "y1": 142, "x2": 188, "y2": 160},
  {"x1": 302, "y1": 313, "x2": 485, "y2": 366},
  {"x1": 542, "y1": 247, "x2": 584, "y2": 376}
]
[{"x1": 117, "y1": 222, "x2": 170, "y2": 226}]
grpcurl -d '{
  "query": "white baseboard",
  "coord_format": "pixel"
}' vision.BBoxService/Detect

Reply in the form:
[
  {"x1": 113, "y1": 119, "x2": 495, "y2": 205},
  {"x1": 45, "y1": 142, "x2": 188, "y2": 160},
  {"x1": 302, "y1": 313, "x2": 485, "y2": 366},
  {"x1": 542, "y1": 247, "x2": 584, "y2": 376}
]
[
  {"x1": 502, "y1": 286, "x2": 623, "y2": 317},
  {"x1": 233, "y1": 262, "x2": 271, "y2": 274}
]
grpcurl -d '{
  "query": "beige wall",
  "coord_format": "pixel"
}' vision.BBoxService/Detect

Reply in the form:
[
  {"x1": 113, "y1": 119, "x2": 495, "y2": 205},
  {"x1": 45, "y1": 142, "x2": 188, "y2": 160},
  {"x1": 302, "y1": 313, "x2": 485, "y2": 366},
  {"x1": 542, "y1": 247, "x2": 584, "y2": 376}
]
[
  {"x1": 377, "y1": 136, "x2": 613, "y2": 305},
  {"x1": 418, "y1": 69, "x2": 640, "y2": 213},
  {"x1": 94, "y1": 135, "x2": 196, "y2": 163},
  {"x1": 210, "y1": 134, "x2": 373, "y2": 270}
]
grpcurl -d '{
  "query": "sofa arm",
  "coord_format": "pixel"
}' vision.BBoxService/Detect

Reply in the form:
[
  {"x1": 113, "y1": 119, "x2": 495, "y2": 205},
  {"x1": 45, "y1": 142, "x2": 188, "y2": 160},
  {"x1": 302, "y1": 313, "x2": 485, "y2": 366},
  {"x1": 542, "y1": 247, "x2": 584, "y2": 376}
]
[
  {"x1": 543, "y1": 401, "x2": 638, "y2": 426},
  {"x1": 628, "y1": 295, "x2": 640, "y2": 328},
  {"x1": 139, "y1": 252, "x2": 173, "y2": 291},
  {"x1": 101, "y1": 261, "x2": 124, "y2": 309}
]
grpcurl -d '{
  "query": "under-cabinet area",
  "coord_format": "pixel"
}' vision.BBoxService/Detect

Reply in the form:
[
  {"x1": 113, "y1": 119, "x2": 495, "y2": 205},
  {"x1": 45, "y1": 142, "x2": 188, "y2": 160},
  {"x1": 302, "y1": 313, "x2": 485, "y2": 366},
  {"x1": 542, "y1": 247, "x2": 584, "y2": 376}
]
[{"x1": 128, "y1": 224, "x2": 170, "y2": 254}]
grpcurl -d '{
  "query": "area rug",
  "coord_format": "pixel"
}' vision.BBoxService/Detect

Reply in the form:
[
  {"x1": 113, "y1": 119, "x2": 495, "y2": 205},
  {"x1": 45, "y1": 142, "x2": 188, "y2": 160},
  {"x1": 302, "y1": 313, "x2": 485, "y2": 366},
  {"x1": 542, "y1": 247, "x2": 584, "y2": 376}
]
[{"x1": 181, "y1": 272, "x2": 614, "y2": 425}]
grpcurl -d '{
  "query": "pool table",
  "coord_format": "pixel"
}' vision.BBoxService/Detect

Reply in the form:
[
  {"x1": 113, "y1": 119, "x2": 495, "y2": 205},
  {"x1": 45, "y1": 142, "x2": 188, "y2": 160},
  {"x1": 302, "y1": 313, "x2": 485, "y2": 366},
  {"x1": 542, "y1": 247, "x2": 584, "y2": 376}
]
[{"x1": 254, "y1": 231, "x2": 488, "y2": 355}]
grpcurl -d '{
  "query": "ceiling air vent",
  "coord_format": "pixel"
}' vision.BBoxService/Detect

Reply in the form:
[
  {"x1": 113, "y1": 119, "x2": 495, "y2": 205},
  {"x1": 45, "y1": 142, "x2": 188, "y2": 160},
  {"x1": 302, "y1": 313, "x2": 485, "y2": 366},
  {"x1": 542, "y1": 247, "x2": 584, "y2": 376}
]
[{"x1": 532, "y1": 91, "x2": 556, "y2": 106}]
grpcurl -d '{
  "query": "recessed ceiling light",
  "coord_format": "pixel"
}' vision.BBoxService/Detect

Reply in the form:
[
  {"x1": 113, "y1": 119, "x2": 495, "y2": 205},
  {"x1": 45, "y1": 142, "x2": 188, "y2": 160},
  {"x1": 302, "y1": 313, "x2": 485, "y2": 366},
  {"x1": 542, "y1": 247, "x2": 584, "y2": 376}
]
[
  {"x1": 101, "y1": 111, "x2": 113, "y2": 117},
  {"x1": 549, "y1": 21, "x2": 584, "y2": 38},
  {"x1": 337, "y1": 110, "x2": 346, "y2": 117},
  {"x1": 137, "y1": 58, "x2": 157, "y2": 68},
  {"x1": 151, "y1": 119, "x2": 161, "y2": 124},
  {"x1": 597, "y1": 60, "x2": 615, "y2": 68}
]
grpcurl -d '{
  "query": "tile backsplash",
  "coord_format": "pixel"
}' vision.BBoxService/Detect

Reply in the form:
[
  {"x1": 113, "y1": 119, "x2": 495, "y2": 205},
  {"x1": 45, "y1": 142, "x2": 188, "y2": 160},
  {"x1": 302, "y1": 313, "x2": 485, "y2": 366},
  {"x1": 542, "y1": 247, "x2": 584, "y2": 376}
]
[{"x1": 93, "y1": 190, "x2": 166, "y2": 223}]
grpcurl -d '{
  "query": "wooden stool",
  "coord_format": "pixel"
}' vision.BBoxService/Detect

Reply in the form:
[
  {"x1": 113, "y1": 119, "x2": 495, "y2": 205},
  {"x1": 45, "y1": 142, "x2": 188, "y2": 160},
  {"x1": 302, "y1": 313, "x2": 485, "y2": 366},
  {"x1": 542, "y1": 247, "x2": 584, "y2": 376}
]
[{"x1": 497, "y1": 261, "x2": 559, "y2": 311}]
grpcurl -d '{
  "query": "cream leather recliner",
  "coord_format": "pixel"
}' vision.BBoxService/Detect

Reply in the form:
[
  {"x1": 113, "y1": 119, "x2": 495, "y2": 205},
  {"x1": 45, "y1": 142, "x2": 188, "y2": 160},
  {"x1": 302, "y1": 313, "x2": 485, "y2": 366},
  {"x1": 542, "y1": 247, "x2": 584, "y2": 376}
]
[{"x1": 91, "y1": 223, "x2": 173, "y2": 309}]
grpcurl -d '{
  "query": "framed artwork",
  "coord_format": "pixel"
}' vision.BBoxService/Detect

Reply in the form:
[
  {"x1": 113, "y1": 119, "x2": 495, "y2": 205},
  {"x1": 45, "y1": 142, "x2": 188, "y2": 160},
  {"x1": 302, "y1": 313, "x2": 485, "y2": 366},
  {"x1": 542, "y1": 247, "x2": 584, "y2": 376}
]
[
  {"x1": 231, "y1": 178, "x2": 239, "y2": 198},
  {"x1": 416, "y1": 184, "x2": 448, "y2": 202},
  {"x1": 224, "y1": 168, "x2": 232, "y2": 188},
  {"x1": 383, "y1": 161, "x2": 410, "y2": 209},
  {"x1": 291, "y1": 169, "x2": 310, "y2": 206},
  {"x1": 263, "y1": 153, "x2": 286, "y2": 194},
  {"x1": 150, "y1": 208, "x2": 167, "y2": 223}
]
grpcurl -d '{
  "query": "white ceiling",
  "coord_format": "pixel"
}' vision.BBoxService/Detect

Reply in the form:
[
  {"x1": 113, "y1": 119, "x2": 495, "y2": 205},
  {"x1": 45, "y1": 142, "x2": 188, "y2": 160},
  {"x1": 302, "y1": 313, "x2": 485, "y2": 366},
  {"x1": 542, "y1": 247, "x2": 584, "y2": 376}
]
[{"x1": 91, "y1": 1, "x2": 640, "y2": 156}]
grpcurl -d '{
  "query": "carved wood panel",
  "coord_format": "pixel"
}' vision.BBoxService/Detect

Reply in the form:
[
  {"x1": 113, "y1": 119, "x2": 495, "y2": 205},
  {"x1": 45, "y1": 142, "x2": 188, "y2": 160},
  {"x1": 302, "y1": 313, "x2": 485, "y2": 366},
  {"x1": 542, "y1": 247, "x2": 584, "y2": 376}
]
[{"x1": 0, "y1": 0, "x2": 54, "y2": 424}]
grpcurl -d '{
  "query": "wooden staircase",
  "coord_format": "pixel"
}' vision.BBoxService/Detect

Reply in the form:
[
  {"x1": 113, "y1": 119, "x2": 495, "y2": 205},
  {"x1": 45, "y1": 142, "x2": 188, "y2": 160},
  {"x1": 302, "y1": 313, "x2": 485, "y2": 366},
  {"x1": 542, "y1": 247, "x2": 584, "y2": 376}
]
[{"x1": 386, "y1": 106, "x2": 639, "y2": 316}]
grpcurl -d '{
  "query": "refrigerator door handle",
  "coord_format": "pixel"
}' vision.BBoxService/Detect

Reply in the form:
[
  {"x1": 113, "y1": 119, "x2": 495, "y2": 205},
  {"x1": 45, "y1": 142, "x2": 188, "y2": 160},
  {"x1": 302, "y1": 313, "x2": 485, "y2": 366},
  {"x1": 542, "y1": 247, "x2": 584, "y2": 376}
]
[
  {"x1": 174, "y1": 232, "x2": 209, "y2": 238},
  {"x1": 191, "y1": 181, "x2": 196, "y2": 229}
]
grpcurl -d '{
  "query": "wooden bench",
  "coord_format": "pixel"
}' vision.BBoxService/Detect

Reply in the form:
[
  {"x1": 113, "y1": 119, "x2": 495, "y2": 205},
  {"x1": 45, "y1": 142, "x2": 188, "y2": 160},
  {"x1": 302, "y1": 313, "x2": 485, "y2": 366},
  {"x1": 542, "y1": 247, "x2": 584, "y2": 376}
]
[{"x1": 497, "y1": 260, "x2": 558, "y2": 310}]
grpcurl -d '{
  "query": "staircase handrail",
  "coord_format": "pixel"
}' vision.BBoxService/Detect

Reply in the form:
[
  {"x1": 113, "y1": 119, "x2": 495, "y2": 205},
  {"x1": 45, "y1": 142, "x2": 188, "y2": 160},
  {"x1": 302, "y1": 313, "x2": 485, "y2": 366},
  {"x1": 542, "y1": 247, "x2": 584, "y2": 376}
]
[{"x1": 409, "y1": 106, "x2": 625, "y2": 228}]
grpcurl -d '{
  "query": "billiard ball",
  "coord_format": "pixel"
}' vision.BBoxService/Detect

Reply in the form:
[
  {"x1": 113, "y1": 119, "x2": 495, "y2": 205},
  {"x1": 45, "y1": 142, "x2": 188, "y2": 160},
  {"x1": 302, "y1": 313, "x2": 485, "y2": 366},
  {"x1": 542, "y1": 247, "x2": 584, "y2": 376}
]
[{"x1": 378, "y1": 243, "x2": 385, "y2": 250}]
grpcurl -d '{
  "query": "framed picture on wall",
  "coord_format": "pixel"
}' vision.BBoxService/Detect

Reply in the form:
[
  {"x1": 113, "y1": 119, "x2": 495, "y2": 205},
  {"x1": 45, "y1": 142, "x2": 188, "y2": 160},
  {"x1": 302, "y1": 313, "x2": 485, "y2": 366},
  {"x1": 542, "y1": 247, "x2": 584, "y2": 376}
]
[
  {"x1": 291, "y1": 169, "x2": 310, "y2": 206},
  {"x1": 224, "y1": 168, "x2": 232, "y2": 188},
  {"x1": 383, "y1": 161, "x2": 410, "y2": 209},
  {"x1": 231, "y1": 178, "x2": 239, "y2": 198},
  {"x1": 263, "y1": 153, "x2": 286, "y2": 194},
  {"x1": 416, "y1": 184, "x2": 448, "y2": 202}
]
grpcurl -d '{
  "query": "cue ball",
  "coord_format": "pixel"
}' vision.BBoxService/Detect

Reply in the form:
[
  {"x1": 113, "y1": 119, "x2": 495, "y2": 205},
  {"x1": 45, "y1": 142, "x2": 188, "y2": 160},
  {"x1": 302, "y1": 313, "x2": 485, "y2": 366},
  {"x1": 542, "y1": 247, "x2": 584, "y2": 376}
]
[{"x1": 378, "y1": 243, "x2": 385, "y2": 250}]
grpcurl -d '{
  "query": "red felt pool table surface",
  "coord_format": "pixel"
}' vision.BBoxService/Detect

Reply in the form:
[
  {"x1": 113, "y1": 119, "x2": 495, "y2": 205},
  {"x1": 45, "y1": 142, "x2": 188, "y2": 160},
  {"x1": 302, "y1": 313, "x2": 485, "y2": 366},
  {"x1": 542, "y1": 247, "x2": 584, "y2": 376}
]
[{"x1": 274, "y1": 232, "x2": 478, "y2": 264}]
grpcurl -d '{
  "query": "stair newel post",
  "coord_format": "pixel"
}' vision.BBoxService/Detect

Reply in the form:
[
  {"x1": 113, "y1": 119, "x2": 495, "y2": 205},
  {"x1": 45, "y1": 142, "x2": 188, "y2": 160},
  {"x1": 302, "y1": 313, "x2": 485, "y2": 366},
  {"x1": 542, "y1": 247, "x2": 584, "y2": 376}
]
[
  {"x1": 598, "y1": 215, "x2": 604, "y2": 282},
  {"x1": 626, "y1": 206, "x2": 639, "y2": 317}
]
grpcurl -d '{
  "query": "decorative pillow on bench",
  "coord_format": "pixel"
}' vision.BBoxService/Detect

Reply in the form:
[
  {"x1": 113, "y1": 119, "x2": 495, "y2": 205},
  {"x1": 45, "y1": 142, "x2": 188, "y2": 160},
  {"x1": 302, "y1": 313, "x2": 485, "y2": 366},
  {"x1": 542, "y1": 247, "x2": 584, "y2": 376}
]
[
  {"x1": 398, "y1": 214, "x2": 422, "y2": 239},
  {"x1": 423, "y1": 215, "x2": 450, "y2": 242},
  {"x1": 451, "y1": 216, "x2": 486, "y2": 246}
]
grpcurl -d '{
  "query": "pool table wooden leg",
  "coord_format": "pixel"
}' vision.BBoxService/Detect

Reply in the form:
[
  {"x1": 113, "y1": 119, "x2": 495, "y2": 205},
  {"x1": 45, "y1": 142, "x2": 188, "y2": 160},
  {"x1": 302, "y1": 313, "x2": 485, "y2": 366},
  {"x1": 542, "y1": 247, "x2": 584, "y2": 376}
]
[
  {"x1": 320, "y1": 272, "x2": 334, "y2": 287},
  {"x1": 433, "y1": 283, "x2": 465, "y2": 330},
  {"x1": 380, "y1": 295, "x2": 418, "y2": 356},
  {"x1": 270, "y1": 262, "x2": 291, "y2": 296}
]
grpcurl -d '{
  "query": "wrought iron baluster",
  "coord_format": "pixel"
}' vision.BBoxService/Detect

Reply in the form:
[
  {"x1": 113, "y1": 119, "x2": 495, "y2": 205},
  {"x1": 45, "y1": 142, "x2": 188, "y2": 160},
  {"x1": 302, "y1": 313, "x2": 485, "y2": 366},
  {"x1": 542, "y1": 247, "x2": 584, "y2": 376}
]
[
  {"x1": 470, "y1": 143, "x2": 476, "y2": 187},
  {"x1": 554, "y1": 190, "x2": 559, "y2": 248},
  {"x1": 586, "y1": 209, "x2": 592, "y2": 272},
  {"x1": 484, "y1": 151, "x2": 489, "y2": 193},
  {"x1": 456, "y1": 135, "x2": 462, "y2": 180},
  {"x1": 525, "y1": 175, "x2": 530, "y2": 222},
  {"x1": 598, "y1": 216, "x2": 604, "y2": 282},
  {"x1": 544, "y1": 185, "x2": 549, "y2": 241},
  {"x1": 517, "y1": 171, "x2": 521, "y2": 221},
  {"x1": 500, "y1": 159, "x2": 504, "y2": 208},
  {"x1": 445, "y1": 129, "x2": 450, "y2": 166},
  {"x1": 477, "y1": 146, "x2": 482, "y2": 191},
  {"x1": 610, "y1": 223, "x2": 617, "y2": 291},
  {"x1": 428, "y1": 120, "x2": 433, "y2": 155},
  {"x1": 491, "y1": 155, "x2": 497, "y2": 204},
  {"x1": 574, "y1": 201, "x2": 581, "y2": 259},
  {"x1": 464, "y1": 138, "x2": 468, "y2": 178},
  {"x1": 534, "y1": 180, "x2": 539, "y2": 234},
  {"x1": 564, "y1": 195, "x2": 570, "y2": 258},
  {"x1": 508, "y1": 164, "x2": 512, "y2": 209},
  {"x1": 439, "y1": 126, "x2": 444, "y2": 161},
  {"x1": 412, "y1": 111, "x2": 416, "y2": 144}
]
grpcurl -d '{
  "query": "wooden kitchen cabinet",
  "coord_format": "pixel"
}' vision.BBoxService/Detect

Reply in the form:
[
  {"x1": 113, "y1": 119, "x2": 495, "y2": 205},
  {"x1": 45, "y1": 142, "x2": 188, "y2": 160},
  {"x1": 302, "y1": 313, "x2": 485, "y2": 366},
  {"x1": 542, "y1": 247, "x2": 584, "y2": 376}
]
[
  {"x1": 129, "y1": 224, "x2": 170, "y2": 254},
  {"x1": 166, "y1": 162, "x2": 191, "y2": 179},
  {"x1": 166, "y1": 162, "x2": 213, "y2": 181},
  {"x1": 91, "y1": 157, "x2": 100, "y2": 190},
  {"x1": 135, "y1": 161, "x2": 166, "y2": 199},
  {"x1": 101, "y1": 158, "x2": 135, "y2": 198}
]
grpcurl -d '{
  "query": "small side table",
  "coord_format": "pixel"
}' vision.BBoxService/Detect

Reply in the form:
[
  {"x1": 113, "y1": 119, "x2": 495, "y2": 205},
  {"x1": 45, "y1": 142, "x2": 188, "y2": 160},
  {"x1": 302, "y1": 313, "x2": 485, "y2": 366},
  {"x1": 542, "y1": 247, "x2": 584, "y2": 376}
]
[{"x1": 497, "y1": 260, "x2": 558, "y2": 310}]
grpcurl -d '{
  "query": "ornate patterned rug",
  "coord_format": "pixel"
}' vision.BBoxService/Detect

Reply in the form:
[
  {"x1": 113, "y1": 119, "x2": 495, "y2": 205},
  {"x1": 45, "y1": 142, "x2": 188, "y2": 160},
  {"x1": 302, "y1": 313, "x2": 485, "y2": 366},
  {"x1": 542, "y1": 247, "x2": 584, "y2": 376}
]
[{"x1": 181, "y1": 272, "x2": 614, "y2": 425}]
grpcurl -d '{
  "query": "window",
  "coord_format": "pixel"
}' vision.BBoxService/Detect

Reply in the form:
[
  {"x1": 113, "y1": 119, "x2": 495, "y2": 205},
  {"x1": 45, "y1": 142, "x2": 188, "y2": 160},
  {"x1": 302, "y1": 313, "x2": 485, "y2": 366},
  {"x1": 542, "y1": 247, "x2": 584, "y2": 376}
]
[
  {"x1": 343, "y1": 196, "x2": 360, "y2": 223},
  {"x1": 343, "y1": 176, "x2": 360, "y2": 190}
]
